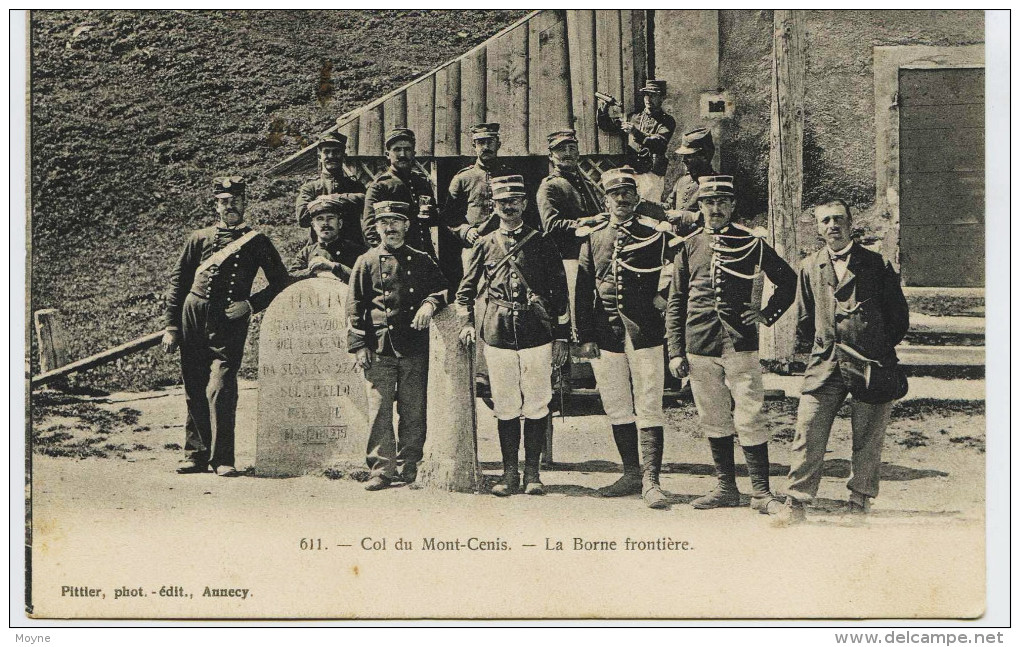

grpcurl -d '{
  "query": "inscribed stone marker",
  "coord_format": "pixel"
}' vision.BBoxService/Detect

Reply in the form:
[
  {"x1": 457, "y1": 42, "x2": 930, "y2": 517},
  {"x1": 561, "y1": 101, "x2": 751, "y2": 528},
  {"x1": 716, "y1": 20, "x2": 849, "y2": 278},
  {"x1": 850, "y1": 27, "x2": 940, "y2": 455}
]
[{"x1": 255, "y1": 278, "x2": 368, "y2": 477}]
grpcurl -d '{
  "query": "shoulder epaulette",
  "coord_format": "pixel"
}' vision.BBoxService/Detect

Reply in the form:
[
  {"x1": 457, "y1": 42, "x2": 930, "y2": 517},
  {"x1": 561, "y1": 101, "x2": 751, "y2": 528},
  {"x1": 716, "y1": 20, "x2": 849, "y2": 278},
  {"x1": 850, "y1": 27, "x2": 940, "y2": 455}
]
[
  {"x1": 575, "y1": 220, "x2": 609, "y2": 237},
  {"x1": 731, "y1": 222, "x2": 767, "y2": 238}
]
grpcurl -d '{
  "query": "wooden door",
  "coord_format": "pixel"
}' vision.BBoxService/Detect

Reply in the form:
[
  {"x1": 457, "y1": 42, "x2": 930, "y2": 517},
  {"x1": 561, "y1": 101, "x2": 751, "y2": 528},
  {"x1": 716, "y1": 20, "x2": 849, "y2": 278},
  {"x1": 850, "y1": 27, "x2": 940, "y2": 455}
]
[{"x1": 898, "y1": 67, "x2": 984, "y2": 287}]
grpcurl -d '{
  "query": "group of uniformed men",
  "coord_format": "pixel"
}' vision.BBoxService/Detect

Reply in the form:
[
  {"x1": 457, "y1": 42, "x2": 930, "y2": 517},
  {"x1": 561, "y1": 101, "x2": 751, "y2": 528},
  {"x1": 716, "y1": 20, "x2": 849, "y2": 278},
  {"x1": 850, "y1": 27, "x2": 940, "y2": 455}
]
[{"x1": 163, "y1": 78, "x2": 909, "y2": 524}]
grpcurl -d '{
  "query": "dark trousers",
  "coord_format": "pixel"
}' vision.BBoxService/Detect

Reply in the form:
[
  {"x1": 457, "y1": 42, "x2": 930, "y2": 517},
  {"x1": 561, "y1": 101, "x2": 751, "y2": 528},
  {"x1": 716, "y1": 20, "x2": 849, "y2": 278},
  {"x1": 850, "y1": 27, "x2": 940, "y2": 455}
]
[
  {"x1": 362, "y1": 353, "x2": 429, "y2": 478},
  {"x1": 784, "y1": 372, "x2": 893, "y2": 502},
  {"x1": 180, "y1": 293, "x2": 249, "y2": 468}
]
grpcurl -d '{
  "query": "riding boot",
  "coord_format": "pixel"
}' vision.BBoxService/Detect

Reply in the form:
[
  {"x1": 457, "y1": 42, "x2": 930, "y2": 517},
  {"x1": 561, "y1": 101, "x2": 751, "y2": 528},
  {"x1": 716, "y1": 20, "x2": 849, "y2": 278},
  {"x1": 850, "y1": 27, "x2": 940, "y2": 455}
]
[
  {"x1": 522, "y1": 416, "x2": 547, "y2": 495},
  {"x1": 598, "y1": 422, "x2": 643, "y2": 497},
  {"x1": 492, "y1": 418, "x2": 521, "y2": 497},
  {"x1": 691, "y1": 435, "x2": 741, "y2": 509},
  {"x1": 639, "y1": 426, "x2": 669, "y2": 509},
  {"x1": 741, "y1": 442, "x2": 778, "y2": 512}
]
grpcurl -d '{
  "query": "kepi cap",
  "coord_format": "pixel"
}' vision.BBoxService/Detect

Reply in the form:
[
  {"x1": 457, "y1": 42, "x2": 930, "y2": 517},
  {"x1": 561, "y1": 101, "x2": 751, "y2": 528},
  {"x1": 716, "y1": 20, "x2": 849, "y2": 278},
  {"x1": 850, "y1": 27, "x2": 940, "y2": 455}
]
[
  {"x1": 696, "y1": 175, "x2": 736, "y2": 200},
  {"x1": 675, "y1": 128, "x2": 714, "y2": 155},
  {"x1": 639, "y1": 79, "x2": 667, "y2": 95},
  {"x1": 384, "y1": 127, "x2": 416, "y2": 150},
  {"x1": 547, "y1": 129, "x2": 578, "y2": 151},
  {"x1": 214, "y1": 176, "x2": 246, "y2": 198},
  {"x1": 373, "y1": 200, "x2": 410, "y2": 221},
  {"x1": 601, "y1": 167, "x2": 638, "y2": 193},
  {"x1": 490, "y1": 175, "x2": 527, "y2": 200},
  {"x1": 471, "y1": 123, "x2": 501, "y2": 141},
  {"x1": 316, "y1": 131, "x2": 347, "y2": 150},
  {"x1": 306, "y1": 195, "x2": 346, "y2": 219}
]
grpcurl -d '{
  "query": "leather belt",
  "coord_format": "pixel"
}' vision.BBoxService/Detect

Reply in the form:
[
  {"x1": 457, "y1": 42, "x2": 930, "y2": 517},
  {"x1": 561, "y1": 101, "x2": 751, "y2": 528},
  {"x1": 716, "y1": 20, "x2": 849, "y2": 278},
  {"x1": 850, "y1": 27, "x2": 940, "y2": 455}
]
[{"x1": 489, "y1": 296, "x2": 530, "y2": 312}]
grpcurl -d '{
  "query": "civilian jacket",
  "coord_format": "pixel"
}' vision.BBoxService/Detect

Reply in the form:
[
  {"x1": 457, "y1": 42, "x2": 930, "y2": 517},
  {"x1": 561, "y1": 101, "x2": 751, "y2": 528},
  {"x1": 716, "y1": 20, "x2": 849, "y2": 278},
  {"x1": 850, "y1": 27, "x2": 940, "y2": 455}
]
[
  {"x1": 456, "y1": 225, "x2": 570, "y2": 350},
  {"x1": 346, "y1": 244, "x2": 448, "y2": 357},
  {"x1": 666, "y1": 222, "x2": 796, "y2": 358},
  {"x1": 166, "y1": 224, "x2": 290, "y2": 331},
  {"x1": 797, "y1": 243, "x2": 910, "y2": 394},
  {"x1": 575, "y1": 215, "x2": 672, "y2": 352}
]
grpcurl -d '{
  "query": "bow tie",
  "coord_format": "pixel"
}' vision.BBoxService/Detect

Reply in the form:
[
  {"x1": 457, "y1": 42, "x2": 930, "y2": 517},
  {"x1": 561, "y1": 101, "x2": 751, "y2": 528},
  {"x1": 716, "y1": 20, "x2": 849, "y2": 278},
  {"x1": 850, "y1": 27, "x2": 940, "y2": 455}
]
[
  {"x1": 831, "y1": 246, "x2": 852, "y2": 262},
  {"x1": 501, "y1": 227, "x2": 523, "y2": 237}
]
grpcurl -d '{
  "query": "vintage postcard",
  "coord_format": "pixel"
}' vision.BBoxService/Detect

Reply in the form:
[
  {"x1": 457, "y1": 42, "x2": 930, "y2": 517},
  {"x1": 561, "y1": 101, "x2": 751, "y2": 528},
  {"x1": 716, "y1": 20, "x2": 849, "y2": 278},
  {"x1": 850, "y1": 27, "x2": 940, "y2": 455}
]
[{"x1": 18, "y1": 9, "x2": 1002, "y2": 622}]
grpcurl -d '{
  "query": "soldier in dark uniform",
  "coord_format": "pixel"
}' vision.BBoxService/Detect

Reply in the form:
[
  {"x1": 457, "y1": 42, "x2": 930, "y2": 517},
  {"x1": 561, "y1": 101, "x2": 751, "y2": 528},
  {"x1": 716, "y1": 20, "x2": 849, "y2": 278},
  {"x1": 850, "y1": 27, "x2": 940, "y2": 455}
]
[
  {"x1": 288, "y1": 195, "x2": 366, "y2": 283},
  {"x1": 347, "y1": 201, "x2": 449, "y2": 491},
  {"x1": 574, "y1": 168, "x2": 674, "y2": 510},
  {"x1": 457, "y1": 176, "x2": 570, "y2": 496},
  {"x1": 667, "y1": 128, "x2": 717, "y2": 213},
  {"x1": 295, "y1": 132, "x2": 366, "y2": 244},
  {"x1": 444, "y1": 123, "x2": 509, "y2": 269},
  {"x1": 666, "y1": 175, "x2": 797, "y2": 511},
  {"x1": 597, "y1": 79, "x2": 677, "y2": 202},
  {"x1": 536, "y1": 129, "x2": 604, "y2": 326},
  {"x1": 162, "y1": 176, "x2": 291, "y2": 476},
  {"x1": 362, "y1": 128, "x2": 438, "y2": 259}
]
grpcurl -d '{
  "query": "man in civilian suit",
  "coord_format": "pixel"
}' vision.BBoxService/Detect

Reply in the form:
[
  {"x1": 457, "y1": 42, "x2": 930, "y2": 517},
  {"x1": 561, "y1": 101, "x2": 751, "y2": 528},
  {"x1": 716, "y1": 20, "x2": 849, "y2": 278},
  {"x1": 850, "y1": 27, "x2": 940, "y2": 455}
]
[{"x1": 770, "y1": 199, "x2": 909, "y2": 524}]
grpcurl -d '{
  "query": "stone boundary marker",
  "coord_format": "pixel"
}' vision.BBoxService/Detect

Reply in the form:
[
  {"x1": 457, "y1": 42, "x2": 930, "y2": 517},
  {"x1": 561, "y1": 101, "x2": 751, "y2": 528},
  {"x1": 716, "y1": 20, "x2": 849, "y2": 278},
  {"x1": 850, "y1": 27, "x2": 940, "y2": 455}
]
[{"x1": 255, "y1": 278, "x2": 368, "y2": 477}]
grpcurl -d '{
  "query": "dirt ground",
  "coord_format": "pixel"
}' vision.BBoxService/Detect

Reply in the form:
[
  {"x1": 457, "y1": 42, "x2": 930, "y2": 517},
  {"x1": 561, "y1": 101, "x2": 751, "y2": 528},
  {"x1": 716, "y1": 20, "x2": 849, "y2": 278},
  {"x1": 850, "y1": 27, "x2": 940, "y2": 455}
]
[{"x1": 26, "y1": 377, "x2": 986, "y2": 619}]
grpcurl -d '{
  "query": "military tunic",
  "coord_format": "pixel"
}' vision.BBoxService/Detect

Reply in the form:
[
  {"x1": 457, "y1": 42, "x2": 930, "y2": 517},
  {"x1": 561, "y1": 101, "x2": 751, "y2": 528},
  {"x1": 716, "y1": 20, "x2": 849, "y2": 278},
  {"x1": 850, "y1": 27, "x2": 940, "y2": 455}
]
[
  {"x1": 575, "y1": 215, "x2": 672, "y2": 353},
  {"x1": 295, "y1": 172, "x2": 367, "y2": 243},
  {"x1": 287, "y1": 237, "x2": 366, "y2": 283},
  {"x1": 536, "y1": 168, "x2": 602, "y2": 262},
  {"x1": 665, "y1": 222, "x2": 797, "y2": 359},
  {"x1": 596, "y1": 107, "x2": 677, "y2": 176},
  {"x1": 166, "y1": 223, "x2": 291, "y2": 468},
  {"x1": 457, "y1": 225, "x2": 570, "y2": 350},
  {"x1": 362, "y1": 167, "x2": 438, "y2": 258}
]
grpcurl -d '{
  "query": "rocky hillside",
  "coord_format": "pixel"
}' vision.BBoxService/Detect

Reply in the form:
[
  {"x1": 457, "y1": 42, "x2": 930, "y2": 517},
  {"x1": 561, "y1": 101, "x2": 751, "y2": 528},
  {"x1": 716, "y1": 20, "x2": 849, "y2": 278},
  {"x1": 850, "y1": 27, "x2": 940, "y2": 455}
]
[{"x1": 29, "y1": 9, "x2": 529, "y2": 391}]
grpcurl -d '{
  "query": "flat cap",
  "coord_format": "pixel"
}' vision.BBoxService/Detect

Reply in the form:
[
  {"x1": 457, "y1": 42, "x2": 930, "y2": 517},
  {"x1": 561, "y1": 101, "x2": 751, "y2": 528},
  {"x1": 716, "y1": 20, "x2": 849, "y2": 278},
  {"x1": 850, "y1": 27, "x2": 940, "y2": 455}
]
[
  {"x1": 213, "y1": 176, "x2": 246, "y2": 198},
  {"x1": 490, "y1": 175, "x2": 527, "y2": 200},
  {"x1": 547, "y1": 129, "x2": 578, "y2": 151},
  {"x1": 384, "y1": 127, "x2": 416, "y2": 150},
  {"x1": 639, "y1": 79, "x2": 667, "y2": 95},
  {"x1": 470, "y1": 122, "x2": 501, "y2": 141},
  {"x1": 372, "y1": 200, "x2": 410, "y2": 221},
  {"x1": 675, "y1": 127, "x2": 714, "y2": 155},
  {"x1": 696, "y1": 175, "x2": 736, "y2": 200},
  {"x1": 316, "y1": 131, "x2": 347, "y2": 149},
  {"x1": 601, "y1": 167, "x2": 638, "y2": 193}
]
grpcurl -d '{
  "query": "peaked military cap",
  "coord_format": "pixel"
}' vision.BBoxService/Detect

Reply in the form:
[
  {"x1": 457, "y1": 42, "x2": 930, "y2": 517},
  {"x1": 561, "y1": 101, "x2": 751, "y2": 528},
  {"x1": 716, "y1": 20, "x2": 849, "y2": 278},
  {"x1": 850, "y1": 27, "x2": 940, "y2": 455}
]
[
  {"x1": 490, "y1": 175, "x2": 527, "y2": 200},
  {"x1": 675, "y1": 127, "x2": 714, "y2": 155},
  {"x1": 471, "y1": 122, "x2": 501, "y2": 141},
  {"x1": 373, "y1": 200, "x2": 411, "y2": 221},
  {"x1": 316, "y1": 131, "x2": 347, "y2": 150},
  {"x1": 696, "y1": 175, "x2": 736, "y2": 200},
  {"x1": 384, "y1": 127, "x2": 416, "y2": 150},
  {"x1": 306, "y1": 195, "x2": 346, "y2": 219},
  {"x1": 547, "y1": 129, "x2": 578, "y2": 151},
  {"x1": 601, "y1": 167, "x2": 638, "y2": 192},
  {"x1": 213, "y1": 176, "x2": 246, "y2": 198},
  {"x1": 639, "y1": 79, "x2": 667, "y2": 95}
]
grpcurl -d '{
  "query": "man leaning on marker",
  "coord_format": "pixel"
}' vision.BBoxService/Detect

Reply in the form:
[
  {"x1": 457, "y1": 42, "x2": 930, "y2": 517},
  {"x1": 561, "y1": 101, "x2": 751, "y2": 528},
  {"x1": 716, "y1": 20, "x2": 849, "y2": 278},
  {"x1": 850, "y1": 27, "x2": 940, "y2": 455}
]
[
  {"x1": 665, "y1": 175, "x2": 797, "y2": 512},
  {"x1": 347, "y1": 200, "x2": 449, "y2": 491}
]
